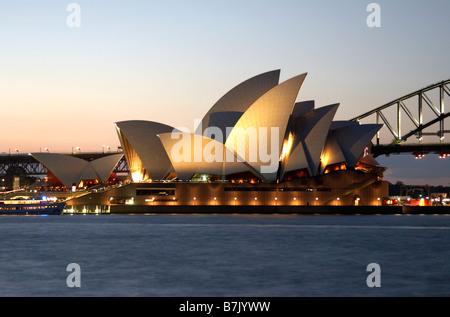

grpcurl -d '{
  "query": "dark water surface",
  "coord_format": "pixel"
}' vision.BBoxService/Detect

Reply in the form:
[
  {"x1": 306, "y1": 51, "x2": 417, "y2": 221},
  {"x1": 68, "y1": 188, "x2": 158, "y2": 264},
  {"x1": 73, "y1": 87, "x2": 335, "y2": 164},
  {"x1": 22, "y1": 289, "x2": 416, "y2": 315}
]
[{"x1": 0, "y1": 213, "x2": 449, "y2": 297}]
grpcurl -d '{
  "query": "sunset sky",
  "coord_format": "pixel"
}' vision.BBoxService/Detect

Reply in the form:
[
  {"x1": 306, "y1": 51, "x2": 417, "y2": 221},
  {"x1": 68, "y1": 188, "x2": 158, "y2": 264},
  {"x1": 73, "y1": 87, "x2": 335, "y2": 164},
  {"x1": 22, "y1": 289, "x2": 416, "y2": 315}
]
[{"x1": 1, "y1": 0, "x2": 449, "y2": 185}]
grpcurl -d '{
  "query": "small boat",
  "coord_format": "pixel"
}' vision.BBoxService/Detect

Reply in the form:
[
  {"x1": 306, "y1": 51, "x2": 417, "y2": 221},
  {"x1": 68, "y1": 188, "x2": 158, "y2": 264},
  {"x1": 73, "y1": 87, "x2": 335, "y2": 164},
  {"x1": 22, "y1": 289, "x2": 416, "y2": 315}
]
[{"x1": 0, "y1": 199, "x2": 65, "y2": 215}]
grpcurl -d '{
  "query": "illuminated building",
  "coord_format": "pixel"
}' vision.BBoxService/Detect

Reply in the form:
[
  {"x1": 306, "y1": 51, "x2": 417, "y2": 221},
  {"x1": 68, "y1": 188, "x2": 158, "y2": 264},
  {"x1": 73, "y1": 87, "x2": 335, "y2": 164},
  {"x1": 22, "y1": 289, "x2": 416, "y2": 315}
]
[
  {"x1": 67, "y1": 70, "x2": 388, "y2": 209},
  {"x1": 31, "y1": 153, "x2": 123, "y2": 190}
]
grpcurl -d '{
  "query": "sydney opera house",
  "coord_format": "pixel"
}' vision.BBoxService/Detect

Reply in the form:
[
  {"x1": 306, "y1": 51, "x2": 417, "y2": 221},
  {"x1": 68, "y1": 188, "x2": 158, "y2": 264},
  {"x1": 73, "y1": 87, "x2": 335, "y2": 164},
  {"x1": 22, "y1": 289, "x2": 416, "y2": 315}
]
[{"x1": 33, "y1": 70, "x2": 389, "y2": 210}]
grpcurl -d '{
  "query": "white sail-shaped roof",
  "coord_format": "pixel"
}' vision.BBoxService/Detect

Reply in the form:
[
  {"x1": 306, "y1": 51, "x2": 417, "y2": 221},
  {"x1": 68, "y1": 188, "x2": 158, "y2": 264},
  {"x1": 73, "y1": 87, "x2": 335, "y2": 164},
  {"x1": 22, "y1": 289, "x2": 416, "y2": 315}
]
[
  {"x1": 31, "y1": 153, "x2": 123, "y2": 189},
  {"x1": 31, "y1": 153, "x2": 91, "y2": 189},
  {"x1": 115, "y1": 121, "x2": 176, "y2": 181},
  {"x1": 319, "y1": 121, "x2": 361, "y2": 173},
  {"x1": 282, "y1": 104, "x2": 339, "y2": 178},
  {"x1": 320, "y1": 131, "x2": 347, "y2": 174},
  {"x1": 331, "y1": 123, "x2": 383, "y2": 167},
  {"x1": 225, "y1": 73, "x2": 308, "y2": 182},
  {"x1": 196, "y1": 70, "x2": 281, "y2": 135},
  {"x1": 110, "y1": 70, "x2": 386, "y2": 184},
  {"x1": 90, "y1": 154, "x2": 124, "y2": 183},
  {"x1": 158, "y1": 132, "x2": 250, "y2": 181},
  {"x1": 79, "y1": 164, "x2": 98, "y2": 181}
]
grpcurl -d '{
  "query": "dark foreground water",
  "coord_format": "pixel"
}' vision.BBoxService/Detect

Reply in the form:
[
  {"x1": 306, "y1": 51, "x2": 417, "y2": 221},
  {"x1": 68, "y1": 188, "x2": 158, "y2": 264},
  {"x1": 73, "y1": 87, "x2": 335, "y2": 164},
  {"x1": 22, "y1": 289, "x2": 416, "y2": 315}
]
[{"x1": 0, "y1": 213, "x2": 449, "y2": 297}]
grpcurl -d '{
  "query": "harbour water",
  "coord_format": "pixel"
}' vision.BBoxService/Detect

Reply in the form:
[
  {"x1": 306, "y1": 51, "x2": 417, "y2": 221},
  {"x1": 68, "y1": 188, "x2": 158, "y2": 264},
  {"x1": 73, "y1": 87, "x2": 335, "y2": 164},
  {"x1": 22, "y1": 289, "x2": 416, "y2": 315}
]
[{"x1": 0, "y1": 213, "x2": 449, "y2": 297}]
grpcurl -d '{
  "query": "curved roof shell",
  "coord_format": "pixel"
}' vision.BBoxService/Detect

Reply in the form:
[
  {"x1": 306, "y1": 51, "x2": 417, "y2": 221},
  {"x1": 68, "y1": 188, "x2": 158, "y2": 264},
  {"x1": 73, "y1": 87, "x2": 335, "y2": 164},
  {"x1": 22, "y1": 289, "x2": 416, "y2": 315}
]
[
  {"x1": 320, "y1": 121, "x2": 383, "y2": 172},
  {"x1": 158, "y1": 132, "x2": 251, "y2": 181},
  {"x1": 331, "y1": 123, "x2": 383, "y2": 167},
  {"x1": 31, "y1": 153, "x2": 123, "y2": 188},
  {"x1": 115, "y1": 120, "x2": 176, "y2": 181},
  {"x1": 90, "y1": 154, "x2": 124, "y2": 182},
  {"x1": 196, "y1": 70, "x2": 281, "y2": 135},
  {"x1": 32, "y1": 153, "x2": 90, "y2": 189},
  {"x1": 225, "y1": 73, "x2": 308, "y2": 182},
  {"x1": 320, "y1": 131, "x2": 347, "y2": 173},
  {"x1": 282, "y1": 103, "x2": 339, "y2": 178},
  {"x1": 112, "y1": 70, "x2": 385, "y2": 184}
]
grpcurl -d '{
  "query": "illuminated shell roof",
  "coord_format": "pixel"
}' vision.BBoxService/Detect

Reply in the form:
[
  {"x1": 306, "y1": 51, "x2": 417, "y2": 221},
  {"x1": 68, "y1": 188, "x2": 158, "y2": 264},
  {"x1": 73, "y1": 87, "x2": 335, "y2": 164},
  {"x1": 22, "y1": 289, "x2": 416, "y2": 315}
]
[
  {"x1": 31, "y1": 153, "x2": 123, "y2": 188},
  {"x1": 331, "y1": 123, "x2": 383, "y2": 167},
  {"x1": 115, "y1": 120, "x2": 176, "y2": 181},
  {"x1": 225, "y1": 73, "x2": 308, "y2": 182},
  {"x1": 158, "y1": 132, "x2": 250, "y2": 181},
  {"x1": 114, "y1": 70, "x2": 384, "y2": 184},
  {"x1": 282, "y1": 104, "x2": 339, "y2": 178},
  {"x1": 90, "y1": 154, "x2": 124, "y2": 182},
  {"x1": 196, "y1": 70, "x2": 281, "y2": 135},
  {"x1": 318, "y1": 121, "x2": 383, "y2": 173}
]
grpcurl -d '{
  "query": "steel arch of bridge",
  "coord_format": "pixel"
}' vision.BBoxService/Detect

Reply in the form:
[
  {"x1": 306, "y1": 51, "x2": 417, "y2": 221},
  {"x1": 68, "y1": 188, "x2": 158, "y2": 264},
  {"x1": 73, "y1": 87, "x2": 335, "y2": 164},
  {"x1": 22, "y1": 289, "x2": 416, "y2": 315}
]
[{"x1": 351, "y1": 79, "x2": 450, "y2": 157}]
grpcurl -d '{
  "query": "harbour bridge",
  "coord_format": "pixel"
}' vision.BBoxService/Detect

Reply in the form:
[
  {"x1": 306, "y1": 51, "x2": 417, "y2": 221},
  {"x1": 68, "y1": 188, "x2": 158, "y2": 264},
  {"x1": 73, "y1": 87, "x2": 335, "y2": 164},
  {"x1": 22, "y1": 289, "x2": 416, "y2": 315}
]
[
  {"x1": 1, "y1": 78, "x2": 449, "y2": 180},
  {"x1": 352, "y1": 78, "x2": 450, "y2": 158}
]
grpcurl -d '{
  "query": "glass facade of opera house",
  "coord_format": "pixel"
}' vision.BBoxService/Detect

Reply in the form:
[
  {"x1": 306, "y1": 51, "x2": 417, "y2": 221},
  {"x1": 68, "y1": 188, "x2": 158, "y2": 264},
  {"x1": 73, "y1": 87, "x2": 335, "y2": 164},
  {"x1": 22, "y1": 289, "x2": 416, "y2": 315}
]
[{"x1": 32, "y1": 70, "x2": 388, "y2": 208}]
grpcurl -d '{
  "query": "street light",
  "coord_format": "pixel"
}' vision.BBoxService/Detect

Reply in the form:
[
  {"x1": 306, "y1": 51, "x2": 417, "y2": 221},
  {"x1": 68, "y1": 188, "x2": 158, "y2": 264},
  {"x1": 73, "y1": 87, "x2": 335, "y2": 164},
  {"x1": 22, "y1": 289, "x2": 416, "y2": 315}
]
[{"x1": 103, "y1": 145, "x2": 111, "y2": 154}]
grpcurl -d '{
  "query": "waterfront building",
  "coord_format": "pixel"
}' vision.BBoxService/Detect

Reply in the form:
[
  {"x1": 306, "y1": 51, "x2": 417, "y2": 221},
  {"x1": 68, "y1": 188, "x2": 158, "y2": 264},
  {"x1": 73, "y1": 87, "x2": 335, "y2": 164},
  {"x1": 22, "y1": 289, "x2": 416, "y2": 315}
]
[{"x1": 35, "y1": 70, "x2": 389, "y2": 209}]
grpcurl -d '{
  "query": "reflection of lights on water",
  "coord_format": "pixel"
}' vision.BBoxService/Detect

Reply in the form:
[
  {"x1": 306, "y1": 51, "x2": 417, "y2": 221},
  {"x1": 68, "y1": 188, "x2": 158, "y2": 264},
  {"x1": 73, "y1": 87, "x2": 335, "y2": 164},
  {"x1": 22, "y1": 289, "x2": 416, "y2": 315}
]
[{"x1": 415, "y1": 154, "x2": 425, "y2": 160}]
